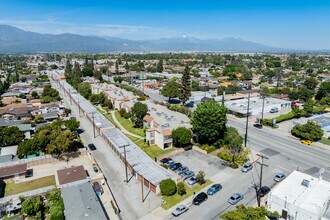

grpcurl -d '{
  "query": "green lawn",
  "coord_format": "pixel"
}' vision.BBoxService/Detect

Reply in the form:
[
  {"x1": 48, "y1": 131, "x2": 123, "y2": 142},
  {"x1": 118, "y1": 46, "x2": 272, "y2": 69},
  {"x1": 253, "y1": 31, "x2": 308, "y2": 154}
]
[
  {"x1": 4, "y1": 175, "x2": 56, "y2": 197},
  {"x1": 114, "y1": 111, "x2": 145, "y2": 137},
  {"x1": 320, "y1": 137, "x2": 330, "y2": 146},
  {"x1": 126, "y1": 134, "x2": 175, "y2": 158},
  {"x1": 161, "y1": 180, "x2": 212, "y2": 210}
]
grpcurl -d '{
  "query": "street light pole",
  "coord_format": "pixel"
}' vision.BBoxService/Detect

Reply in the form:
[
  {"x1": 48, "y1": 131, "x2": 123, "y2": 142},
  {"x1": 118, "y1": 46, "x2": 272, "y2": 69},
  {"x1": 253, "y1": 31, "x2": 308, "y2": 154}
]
[
  {"x1": 69, "y1": 88, "x2": 72, "y2": 105},
  {"x1": 261, "y1": 94, "x2": 265, "y2": 126},
  {"x1": 91, "y1": 111, "x2": 96, "y2": 138}
]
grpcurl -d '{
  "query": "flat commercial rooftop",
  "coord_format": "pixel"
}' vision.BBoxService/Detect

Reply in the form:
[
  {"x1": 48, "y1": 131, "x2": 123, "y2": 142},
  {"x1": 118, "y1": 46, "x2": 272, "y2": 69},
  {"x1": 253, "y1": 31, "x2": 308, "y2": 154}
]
[{"x1": 270, "y1": 170, "x2": 330, "y2": 217}]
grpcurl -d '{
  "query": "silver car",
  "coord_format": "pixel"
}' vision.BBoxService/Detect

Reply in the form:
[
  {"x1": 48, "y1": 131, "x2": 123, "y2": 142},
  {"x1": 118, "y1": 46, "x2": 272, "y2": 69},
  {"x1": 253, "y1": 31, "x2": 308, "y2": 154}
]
[
  {"x1": 228, "y1": 193, "x2": 244, "y2": 205},
  {"x1": 273, "y1": 173, "x2": 286, "y2": 182},
  {"x1": 241, "y1": 162, "x2": 253, "y2": 172},
  {"x1": 172, "y1": 204, "x2": 189, "y2": 217},
  {"x1": 180, "y1": 171, "x2": 195, "y2": 180},
  {"x1": 175, "y1": 166, "x2": 188, "y2": 174},
  {"x1": 186, "y1": 176, "x2": 198, "y2": 185}
]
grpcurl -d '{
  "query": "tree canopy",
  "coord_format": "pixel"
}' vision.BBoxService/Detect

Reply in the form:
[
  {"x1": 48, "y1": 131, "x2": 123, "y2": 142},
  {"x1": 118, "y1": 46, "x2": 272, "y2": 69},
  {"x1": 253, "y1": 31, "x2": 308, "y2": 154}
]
[
  {"x1": 64, "y1": 118, "x2": 80, "y2": 131},
  {"x1": 291, "y1": 121, "x2": 324, "y2": 141},
  {"x1": 172, "y1": 127, "x2": 192, "y2": 147},
  {"x1": 220, "y1": 205, "x2": 278, "y2": 220},
  {"x1": 0, "y1": 126, "x2": 25, "y2": 147},
  {"x1": 179, "y1": 64, "x2": 191, "y2": 105},
  {"x1": 315, "y1": 81, "x2": 330, "y2": 100},
  {"x1": 161, "y1": 80, "x2": 180, "y2": 101},
  {"x1": 131, "y1": 102, "x2": 148, "y2": 128},
  {"x1": 191, "y1": 99, "x2": 228, "y2": 144}
]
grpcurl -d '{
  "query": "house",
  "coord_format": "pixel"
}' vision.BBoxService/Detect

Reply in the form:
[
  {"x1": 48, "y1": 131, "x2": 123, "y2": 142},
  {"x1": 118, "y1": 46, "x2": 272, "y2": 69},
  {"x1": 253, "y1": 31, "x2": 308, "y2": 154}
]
[
  {"x1": 267, "y1": 170, "x2": 330, "y2": 220},
  {"x1": 0, "y1": 163, "x2": 27, "y2": 183},
  {"x1": 1, "y1": 97, "x2": 21, "y2": 105},
  {"x1": 0, "y1": 91, "x2": 21, "y2": 98},
  {"x1": 42, "y1": 111, "x2": 59, "y2": 121},
  {"x1": 57, "y1": 165, "x2": 88, "y2": 187},
  {"x1": 61, "y1": 182, "x2": 108, "y2": 220},
  {"x1": 0, "y1": 106, "x2": 35, "y2": 120}
]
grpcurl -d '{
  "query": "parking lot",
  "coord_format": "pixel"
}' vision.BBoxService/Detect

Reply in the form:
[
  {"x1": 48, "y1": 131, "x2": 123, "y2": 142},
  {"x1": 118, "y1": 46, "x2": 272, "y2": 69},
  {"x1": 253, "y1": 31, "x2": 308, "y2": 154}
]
[{"x1": 169, "y1": 150, "x2": 226, "y2": 179}]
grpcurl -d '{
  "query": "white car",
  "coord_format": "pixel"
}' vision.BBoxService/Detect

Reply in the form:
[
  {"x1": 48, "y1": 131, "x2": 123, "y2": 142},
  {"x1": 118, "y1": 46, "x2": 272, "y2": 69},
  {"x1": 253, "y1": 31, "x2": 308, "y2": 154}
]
[
  {"x1": 171, "y1": 204, "x2": 189, "y2": 217},
  {"x1": 241, "y1": 162, "x2": 253, "y2": 172}
]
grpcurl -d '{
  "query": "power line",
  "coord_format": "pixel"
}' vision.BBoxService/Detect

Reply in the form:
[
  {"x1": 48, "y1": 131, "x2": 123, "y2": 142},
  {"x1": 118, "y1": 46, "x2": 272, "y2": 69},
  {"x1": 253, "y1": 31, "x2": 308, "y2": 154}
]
[{"x1": 255, "y1": 154, "x2": 269, "y2": 207}]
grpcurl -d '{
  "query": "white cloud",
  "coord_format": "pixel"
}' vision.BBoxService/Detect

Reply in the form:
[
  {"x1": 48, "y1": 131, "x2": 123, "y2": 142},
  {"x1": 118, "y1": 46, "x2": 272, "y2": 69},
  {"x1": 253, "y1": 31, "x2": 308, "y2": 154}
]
[{"x1": 0, "y1": 19, "x2": 182, "y2": 40}]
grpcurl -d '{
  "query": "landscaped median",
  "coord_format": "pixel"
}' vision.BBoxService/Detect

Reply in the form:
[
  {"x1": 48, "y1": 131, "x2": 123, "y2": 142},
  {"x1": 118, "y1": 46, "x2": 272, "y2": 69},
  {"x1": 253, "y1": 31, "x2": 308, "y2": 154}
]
[
  {"x1": 4, "y1": 175, "x2": 56, "y2": 197},
  {"x1": 161, "y1": 180, "x2": 212, "y2": 210}
]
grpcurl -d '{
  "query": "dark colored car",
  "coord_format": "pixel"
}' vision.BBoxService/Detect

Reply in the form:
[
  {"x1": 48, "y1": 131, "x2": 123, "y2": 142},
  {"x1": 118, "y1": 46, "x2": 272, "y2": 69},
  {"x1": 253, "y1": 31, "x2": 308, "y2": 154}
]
[
  {"x1": 253, "y1": 123, "x2": 263, "y2": 129},
  {"x1": 193, "y1": 192, "x2": 208, "y2": 205},
  {"x1": 93, "y1": 165, "x2": 99, "y2": 173},
  {"x1": 88, "y1": 143, "x2": 96, "y2": 151},
  {"x1": 169, "y1": 163, "x2": 182, "y2": 171},
  {"x1": 257, "y1": 186, "x2": 271, "y2": 197},
  {"x1": 207, "y1": 183, "x2": 222, "y2": 195},
  {"x1": 160, "y1": 157, "x2": 172, "y2": 164}
]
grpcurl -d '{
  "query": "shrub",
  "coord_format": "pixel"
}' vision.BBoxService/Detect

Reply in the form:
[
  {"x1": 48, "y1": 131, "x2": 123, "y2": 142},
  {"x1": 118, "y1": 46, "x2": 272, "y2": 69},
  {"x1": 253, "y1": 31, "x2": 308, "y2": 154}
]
[
  {"x1": 159, "y1": 179, "x2": 177, "y2": 196},
  {"x1": 201, "y1": 144, "x2": 217, "y2": 153},
  {"x1": 160, "y1": 164, "x2": 168, "y2": 169},
  {"x1": 119, "y1": 108, "x2": 126, "y2": 117},
  {"x1": 168, "y1": 104, "x2": 192, "y2": 117},
  {"x1": 177, "y1": 182, "x2": 186, "y2": 196},
  {"x1": 124, "y1": 112, "x2": 131, "y2": 119},
  {"x1": 196, "y1": 171, "x2": 206, "y2": 184},
  {"x1": 137, "y1": 96, "x2": 147, "y2": 101}
]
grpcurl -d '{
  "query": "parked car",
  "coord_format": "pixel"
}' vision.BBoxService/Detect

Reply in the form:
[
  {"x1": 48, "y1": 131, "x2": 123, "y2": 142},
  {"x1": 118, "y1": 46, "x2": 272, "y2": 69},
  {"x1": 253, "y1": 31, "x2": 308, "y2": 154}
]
[
  {"x1": 257, "y1": 186, "x2": 271, "y2": 197},
  {"x1": 273, "y1": 173, "x2": 286, "y2": 182},
  {"x1": 253, "y1": 123, "x2": 263, "y2": 129},
  {"x1": 181, "y1": 171, "x2": 195, "y2": 180},
  {"x1": 228, "y1": 193, "x2": 243, "y2": 205},
  {"x1": 93, "y1": 165, "x2": 99, "y2": 173},
  {"x1": 207, "y1": 184, "x2": 222, "y2": 195},
  {"x1": 301, "y1": 140, "x2": 312, "y2": 145},
  {"x1": 241, "y1": 162, "x2": 253, "y2": 172},
  {"x1": 88, "y1": 143, "x2": 96, "y2": 151},
  {"x1": 175, "y1": 166, "x2": 188, "y2": 174},
  {"x1": 160, "y1": 157, "x2": 172, "y2": 164},
  {"x1": 165, "y1": 160, "x2": 175, "y2": 166},
  {"x1": 171, "y1": 204, "x2": 189, "y2": 217},
  {"x1": 186, "y1": 176, "x2": 198, "y2": 185},
  {"x1": 169, "y1": 163, "x2": 182, "y2": 171},
  {"x1": 270, "y1": 107, "x2": 279, "y2": 113},
  {"x1": 193, "y1": 192, "x2": 208, "y2": 205}
]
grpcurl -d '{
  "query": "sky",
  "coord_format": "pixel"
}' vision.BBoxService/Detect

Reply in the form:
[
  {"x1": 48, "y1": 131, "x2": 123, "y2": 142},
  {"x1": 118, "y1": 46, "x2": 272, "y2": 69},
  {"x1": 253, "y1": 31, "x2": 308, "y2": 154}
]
[{"x1": 0, "y1": 0, "x2": 329, "y2": 50}]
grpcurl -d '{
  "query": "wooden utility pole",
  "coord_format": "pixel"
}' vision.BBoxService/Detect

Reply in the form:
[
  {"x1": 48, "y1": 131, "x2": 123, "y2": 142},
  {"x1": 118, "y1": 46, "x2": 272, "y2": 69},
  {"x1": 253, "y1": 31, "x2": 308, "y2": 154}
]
[
  {"x1": 69, "y1": 88, "x2": 72, "y2": 105},
  {"x1": 261, "y1": 95, "x2": 265, "y2": 126},
  {"x1": 256, "y1": 154, "x2": 269, "y2": 207},
  {"x1": 244, "y1": 93, "x2": 251, "y2": 148}
]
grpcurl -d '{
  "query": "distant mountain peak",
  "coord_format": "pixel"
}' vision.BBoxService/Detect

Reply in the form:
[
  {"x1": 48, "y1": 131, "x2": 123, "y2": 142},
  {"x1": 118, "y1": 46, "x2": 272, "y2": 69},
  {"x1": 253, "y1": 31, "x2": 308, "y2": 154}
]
[{"x1": 0, "y1": 24, "x2": 284, "y2": 53}]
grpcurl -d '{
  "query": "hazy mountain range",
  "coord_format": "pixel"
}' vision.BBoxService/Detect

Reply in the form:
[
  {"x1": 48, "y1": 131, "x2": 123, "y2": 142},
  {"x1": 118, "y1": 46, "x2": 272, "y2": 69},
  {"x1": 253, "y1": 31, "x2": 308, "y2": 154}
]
[{"x1": 0, "y1": 24, "x2": 305, "y2": 53}]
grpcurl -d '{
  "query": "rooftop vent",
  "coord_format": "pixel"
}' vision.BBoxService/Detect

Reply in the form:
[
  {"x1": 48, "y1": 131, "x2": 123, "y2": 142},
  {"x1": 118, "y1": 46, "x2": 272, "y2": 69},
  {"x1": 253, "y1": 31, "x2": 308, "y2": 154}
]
[{"x1": 301, "y1": 179, "x2": 310, "y2": 187}]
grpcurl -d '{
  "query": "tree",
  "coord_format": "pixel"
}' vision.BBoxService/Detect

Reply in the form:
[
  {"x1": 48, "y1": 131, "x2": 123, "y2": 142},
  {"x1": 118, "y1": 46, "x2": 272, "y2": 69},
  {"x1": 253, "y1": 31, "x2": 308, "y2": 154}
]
[
  {"x1": 303, "y1": 99, "x2": 314, "y2": 114},
  {"x1": 63, "y1": 108, "x2": 71, "y2": 117},
  {"x1": 31, "y1": 91, "x2": 39, "y2": 99},
  {"x1": 179, "y1": 64, "x2": 191, "y2": 105},
  {"x1": 0, "y1": 126, "x2": 25, "y2": 147},
  {"x1": 131, "y1": 102, "x2": 148, "y2": 128},
  {"x1": 315, "y1": 81, "x2": 330, "y2": 100},
  {"x1": 72, "y1": 62, "x2": 82, "y2": 85},
  {"x1": 115, "y1": 60, "x2": 119, "y2": 75},
  {"x1": 196, "y1": 170, "x2": 206, "y2": 184},
  {"x1": 224, "y1": 127, "x2": 244, "y2": 165},
  {"x1": 104, "y1": 98, "x2": 113, "y2": 109},
  {"x1": 77, "y1": 82, "x2": 91, "y2": 99},
  {"x1": 177, "y1": 182, "x2": 186, "y2": 196},
  {"x1": 191, "y1": 99, "x2": 228, "y2": 144},
  {"x1": 303, "y1": 77, "x2": 319, "y2": 90},
  {"x1": 64, "y1": 118, "x2": 80, "y2": 131},
  {"x1": 161, "y1": 80, "x2": 180, "y2": 101},
  {"x1": 159, "y1": 179, "x2": 177, "y2": 196},
  {"x1": 21, "y1": 196, "x2": 44, "y2": 217},
  {"x1": 46, "y1": 131, "x2": 78, "y2": 156},
  {"x1": 220, "y1": 205, "x2": 278, "y2": 220},
  {"x1": 172, "y1": 127, "x2": 192, "y2": 147},
  {"x1": 191, "y1": 80, "x2": 200, "y2": 91},
  {"x1": 156, "y1": 59, "x2": 163, "y2": 73},
  {"x1": 81, "y1": 66, "x2": 94, "y2": 77},
  {"x1": 298, "y1": 86, "x2": 314, "y2": 102},
  {"x1": 291, "y1": 121, "x2": 324, "y2": 141}
]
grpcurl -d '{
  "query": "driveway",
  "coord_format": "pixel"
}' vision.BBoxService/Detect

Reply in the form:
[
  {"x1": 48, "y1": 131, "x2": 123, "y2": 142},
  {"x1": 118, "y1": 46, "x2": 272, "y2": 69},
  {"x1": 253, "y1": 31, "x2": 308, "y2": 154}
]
[{"x1": 170, "y1": 150, "x2": 226, "y2": 179}]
